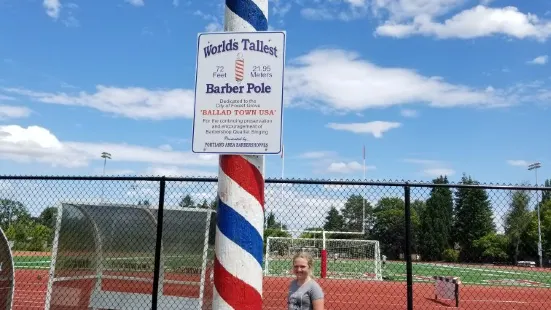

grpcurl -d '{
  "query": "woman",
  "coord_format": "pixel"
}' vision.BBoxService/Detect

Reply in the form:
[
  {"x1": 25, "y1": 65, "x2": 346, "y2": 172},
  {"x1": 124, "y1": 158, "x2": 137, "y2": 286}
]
[{"x1": 287, "y1": 252, "x2": 325, "y2": 310}]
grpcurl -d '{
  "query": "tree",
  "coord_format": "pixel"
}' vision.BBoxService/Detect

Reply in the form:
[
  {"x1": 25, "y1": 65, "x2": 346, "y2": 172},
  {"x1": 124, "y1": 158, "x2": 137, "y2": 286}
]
[
  {"x1": 0, "y1": 199, "x2": 31, "y2": 229},
  {"x1": 371, "y1": 197, "x2": 421, "y2": 259},
  {"x1": 340, "y1": 194, "x2": 373, "y2": 233},
  {"x1": 137, "y1": 200, "x2": 151, "y2": 206},
  {"x1": 504, "y1": 190, "x2": 532, "y2": 263},
  {"x1": 541, "y1": 179, "x2": 551, "y2": 205},
  {"x1": 265, "y1": 211, "x2": 287, "y2": 230},
  {"x1": 179, "y1": 195, "x2": 195, "y2": 208},
  {"x1": 299, "y1": 228, "x2": 323, "y2": 239},
  {"x1": 263, "y1": 212, "x2": 290, "y2": 250},
  {"x1": 472, "y1": 232, "x2": 508, "y2": 263},
  {"x1": 209, "y1": 198, "x2": 217, "y2": 210},
  {"x1": 197, "y1": 199, "x2": 209, "y2": 209},
  {"x1": 26, "y1": 224, "x2": 52, "y2": 251},
  {"x1": 453, "y1": 174, "x2": 496, "y2": 262},
  {"x1": 419, "y1": 176, "x2": 454, "y2": 261},
  {"x1": 323, "y1": 206, "x2": 344, "y2": 231},
  {"x1": 38, "y1": 207, "x2": 57, "y2": 230}
]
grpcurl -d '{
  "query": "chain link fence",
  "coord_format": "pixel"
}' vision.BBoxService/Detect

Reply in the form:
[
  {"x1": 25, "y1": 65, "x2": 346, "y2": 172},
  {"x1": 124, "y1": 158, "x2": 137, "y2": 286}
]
[{"x1": 0, "y1": 175, "x2": 550, "y2": 309}]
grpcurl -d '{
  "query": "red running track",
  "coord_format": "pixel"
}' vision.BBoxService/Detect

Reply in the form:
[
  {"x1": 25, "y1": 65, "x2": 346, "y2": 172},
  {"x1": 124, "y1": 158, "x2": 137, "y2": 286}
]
[{"x1": 14, "y1": 270, "x2": 551, "y2": 310}]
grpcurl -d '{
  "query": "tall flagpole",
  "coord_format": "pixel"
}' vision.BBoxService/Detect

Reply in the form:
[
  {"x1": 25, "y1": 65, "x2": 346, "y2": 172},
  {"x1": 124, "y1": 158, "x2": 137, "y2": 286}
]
[
  {"x1": 281, "y1": 143, "x2": 284, "y2": 197},
  {"x1": 362, "y1": 145, "x2": 366, "y2": 234}
]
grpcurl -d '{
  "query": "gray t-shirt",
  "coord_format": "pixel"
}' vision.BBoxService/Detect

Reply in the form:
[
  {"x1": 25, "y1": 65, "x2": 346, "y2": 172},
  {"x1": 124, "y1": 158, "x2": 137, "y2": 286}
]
[{"x1": 287, "y1": 279, "x2": 324, "y2": 310}]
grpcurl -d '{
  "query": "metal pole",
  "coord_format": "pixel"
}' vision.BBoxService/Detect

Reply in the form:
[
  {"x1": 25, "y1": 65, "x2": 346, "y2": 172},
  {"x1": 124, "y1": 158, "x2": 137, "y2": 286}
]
[
  {"x1": 100, "y1": 152, "x2": 111, "y2": 203},
  {"x1": 151, "y1": 177, "x2": 166, "y2": 309},
  {"x1": 362, "y1": 145, "x2": 366, "y2": 234},
  {"x1": 404, "y1": 184, "x2": 413, "y2": 310},
  {"x1": 528, "y1": 162, "x2": 542, "y2": 267},
  {"x1": 213, "y1": 1, "x2": 267, "y2": 309}
]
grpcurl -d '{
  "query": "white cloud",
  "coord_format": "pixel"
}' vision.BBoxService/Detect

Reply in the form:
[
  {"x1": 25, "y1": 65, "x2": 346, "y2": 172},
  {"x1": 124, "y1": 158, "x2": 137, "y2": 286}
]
[
  {"x1": 158, "y1": 144, "x2": 173, "y2": 151},
  {"x1": 194, "y1": 10, "x2": 223, "y2": 32},
  {"x1": 404, "y1": 158, "x2": 441, "y2": 165},
  {"x1": 125, "y1": 0, "x2": 144, "y2": 6},
  {"x1": 3, "y1": 86, "x2": 195, "y2": 120},
  {"x1": 527, "y1": 55, "x2": 548, "y2": 65},
  {"x1": 298, "y1": 151, "x2": 337, "y2": 159},
  {"x1": 327, "y1": 161, "x2": 375, "y2": 174},
  {"x1": 507, "y1": 160, "x2": 529, "y2": 167},
  {"x1": 405, "y1": 158, "x2": 455, "y2": 178},
  {"x1": 285, "y1": 48, "x2": 506, "y2": 112},
  {"x1": 300, "y1": 0, "x2": 369, "y2": 21},
  {"x1": 0, "y1": 94, "x2": 15, "y2": 101},
  {"x1": 327, "y1": 121, "x2": 401, "y2": 138},
  {"x1": 43, "y1": 0, "x2": 61, "y2": 19},
  {"x1": 423, "y1": 168, "x2": 455, "y2": 177},
  {"x1": 265, "y1": 187, "x2": 349, "y2": 232},
  {"x1": 145, "y1": 165, "x2": 216, "y2": 177},
  {"x1": 375, "y1": 5, "x2": 551, "y2": 41},
  {"x1": 0, "y1": 105, "x2": 32, "y2": 120},
  {"x1": 0, "y1": 125, "x2": 218, "y2": 170},
  {"x1": 172, "y1": 0, "x2": 179, "y2": 7},
  {"x1": 400, "y1": 109, "x2": 419, "y2": 117},
  {"x1": 371, "y1": 0, "x2": 466, "y2": 21}
]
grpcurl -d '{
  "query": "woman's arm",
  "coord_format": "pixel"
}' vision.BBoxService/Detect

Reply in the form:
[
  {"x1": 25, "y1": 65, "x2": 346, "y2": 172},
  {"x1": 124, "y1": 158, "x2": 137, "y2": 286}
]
[{"x1": 312, "y1": 298, "x2": 324, "y2": 310}]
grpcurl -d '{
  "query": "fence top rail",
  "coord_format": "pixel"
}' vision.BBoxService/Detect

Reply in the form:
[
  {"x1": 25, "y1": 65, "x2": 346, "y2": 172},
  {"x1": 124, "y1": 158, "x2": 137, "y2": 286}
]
[{"x1": 0, "y1": 174, "x2": 549, "y2": 191}]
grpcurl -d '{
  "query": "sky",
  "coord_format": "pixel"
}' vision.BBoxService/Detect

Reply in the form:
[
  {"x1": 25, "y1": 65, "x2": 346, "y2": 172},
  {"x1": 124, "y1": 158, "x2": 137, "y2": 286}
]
[{"x1": 0, "y1": 0, "x2": 550, "y2": 188}]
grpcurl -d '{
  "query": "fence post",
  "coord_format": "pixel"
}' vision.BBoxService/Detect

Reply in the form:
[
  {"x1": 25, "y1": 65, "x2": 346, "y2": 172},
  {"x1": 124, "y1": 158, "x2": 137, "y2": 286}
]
[
  {"x1": 404, "y1": 183, "x2": 413, "y2": 310},
  {"x1": 152, "y1": 176, "x2": 166, "y2": 309}
]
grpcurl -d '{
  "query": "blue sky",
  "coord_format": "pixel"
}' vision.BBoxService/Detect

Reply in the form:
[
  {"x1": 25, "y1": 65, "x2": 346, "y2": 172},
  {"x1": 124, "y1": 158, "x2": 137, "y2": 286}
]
[{"x1": 0, "y1": 0, "x2": 550, "y2": 186}]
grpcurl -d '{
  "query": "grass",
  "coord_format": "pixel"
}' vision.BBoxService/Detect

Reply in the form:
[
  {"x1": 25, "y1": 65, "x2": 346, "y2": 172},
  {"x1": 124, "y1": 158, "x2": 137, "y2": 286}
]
[
  {"x1": 12, "y1": 253, "x2": 210, "y2": 273},
  {"x1": 265, "y1": 258, "x2": 551, "y2": 288},
  {"x1": 13, "y1": 254, "x2": 551, "y2": 288}
]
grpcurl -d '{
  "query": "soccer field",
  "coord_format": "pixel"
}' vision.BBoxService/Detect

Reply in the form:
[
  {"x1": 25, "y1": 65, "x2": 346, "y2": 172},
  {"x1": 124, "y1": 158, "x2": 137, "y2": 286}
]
[
  {"x1": 265, "y1": 258, "x2": 551, "y2": 288},
  {"x1": 386, "y1": 261, "x2": 551, "y2": 287},
  {"x1": 14, "y1": 255, "x2": 551, "y2": 288},
  {"x1": 13, "y1": 255, "x2": 51, "y2": 269}
]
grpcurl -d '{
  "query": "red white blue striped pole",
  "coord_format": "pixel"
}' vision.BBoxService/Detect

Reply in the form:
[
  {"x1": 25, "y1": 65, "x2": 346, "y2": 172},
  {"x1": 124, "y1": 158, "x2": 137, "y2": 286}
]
[{"x1": 213, "y1": 1, "x2": 268, "y2": 309}]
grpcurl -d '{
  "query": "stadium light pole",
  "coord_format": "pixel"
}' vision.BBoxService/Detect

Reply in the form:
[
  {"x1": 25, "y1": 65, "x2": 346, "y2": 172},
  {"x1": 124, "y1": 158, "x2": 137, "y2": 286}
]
[
  {"x1": 101, "y1": 152, "x2": 111, "y2": 176},
  {"x1": 528, "y1": 162, "x2": 542, "y2": 268},
  {"x1": 101, "y1": 152, "x2": 111, "y2": 203}
]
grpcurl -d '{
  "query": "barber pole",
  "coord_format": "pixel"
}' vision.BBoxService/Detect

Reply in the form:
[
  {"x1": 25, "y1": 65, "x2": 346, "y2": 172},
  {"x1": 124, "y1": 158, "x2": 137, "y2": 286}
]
[
  {"x1": 235, "y1": 53, "x2": 244, "y2": 82},
  {"x1": 213, "y1": 0, "x2": 268, "y2": 309}
]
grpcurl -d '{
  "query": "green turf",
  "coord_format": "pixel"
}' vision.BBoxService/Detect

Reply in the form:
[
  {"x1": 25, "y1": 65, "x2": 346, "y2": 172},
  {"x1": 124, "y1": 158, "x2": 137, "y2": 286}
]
[
  {"x1": 265, "y1": 258, "x2": 551, "y2": 288},
  {"x1": 13, "y1": 254, "x2": 551, "y2": 289},
  {"x1": 12, "y1": 255, "x2": 51, "y2": 269},
  {"x1": 11, "y1": 253, "x2": 212, "y2": 271}
]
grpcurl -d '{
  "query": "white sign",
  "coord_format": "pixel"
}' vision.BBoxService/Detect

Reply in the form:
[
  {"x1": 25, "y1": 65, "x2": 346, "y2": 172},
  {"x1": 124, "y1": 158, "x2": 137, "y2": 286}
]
[
  {"x1": 192, "y1": 31, "x2": 286, "y2": 154},
  {"x1": 434, "y1": 277, "x2": 458, "y2": 300}
]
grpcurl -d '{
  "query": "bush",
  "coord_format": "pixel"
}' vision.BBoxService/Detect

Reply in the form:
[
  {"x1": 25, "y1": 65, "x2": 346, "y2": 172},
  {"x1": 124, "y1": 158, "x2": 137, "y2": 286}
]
[{"x1": 442, "y1": 248, "x2": 459, "y2": 262}]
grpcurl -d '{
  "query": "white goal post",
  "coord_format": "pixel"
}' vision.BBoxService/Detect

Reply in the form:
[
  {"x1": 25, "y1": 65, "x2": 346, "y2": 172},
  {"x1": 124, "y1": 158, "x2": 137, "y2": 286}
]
[{"x1": 265, "y1": 236, "x2": 382, "y2": 281}]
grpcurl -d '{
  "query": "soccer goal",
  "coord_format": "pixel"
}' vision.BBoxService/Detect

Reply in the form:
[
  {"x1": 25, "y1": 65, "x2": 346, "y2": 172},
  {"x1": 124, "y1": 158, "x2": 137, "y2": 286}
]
[
  {"x1": 265, "y1": 236, "x2": 382, "y2": 281},
  {"x1": 45, "y1": 202, "x2": 214, "y2": 310}
]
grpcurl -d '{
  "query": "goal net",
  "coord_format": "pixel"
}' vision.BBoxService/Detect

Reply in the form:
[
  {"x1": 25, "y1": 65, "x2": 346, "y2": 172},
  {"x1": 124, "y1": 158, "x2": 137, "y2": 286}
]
[{"x1": 265, "y1": 237, "x2": 382, "y2": 281}]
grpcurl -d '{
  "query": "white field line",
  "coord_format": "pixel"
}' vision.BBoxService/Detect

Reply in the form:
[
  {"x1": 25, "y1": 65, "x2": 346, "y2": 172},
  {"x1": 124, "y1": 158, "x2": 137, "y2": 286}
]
[{"x1": 416, "y1": 263, "x2": 544, "y2": 276}]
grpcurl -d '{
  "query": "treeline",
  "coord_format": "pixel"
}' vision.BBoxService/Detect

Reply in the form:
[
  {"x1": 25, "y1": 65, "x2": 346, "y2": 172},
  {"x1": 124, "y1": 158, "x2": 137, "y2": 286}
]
[
  {"x1": 0, "y1": 199, "x2": 57, "y2": 252},
  {"x1": 280, "y1": 175, "x2": 551, "y2": 265}
]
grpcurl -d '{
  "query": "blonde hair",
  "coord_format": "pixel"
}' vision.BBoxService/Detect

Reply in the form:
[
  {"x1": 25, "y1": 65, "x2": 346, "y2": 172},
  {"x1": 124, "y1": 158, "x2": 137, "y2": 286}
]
[{"x1": 292, "y1": 251, "x2": 314, "y2": 277}]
